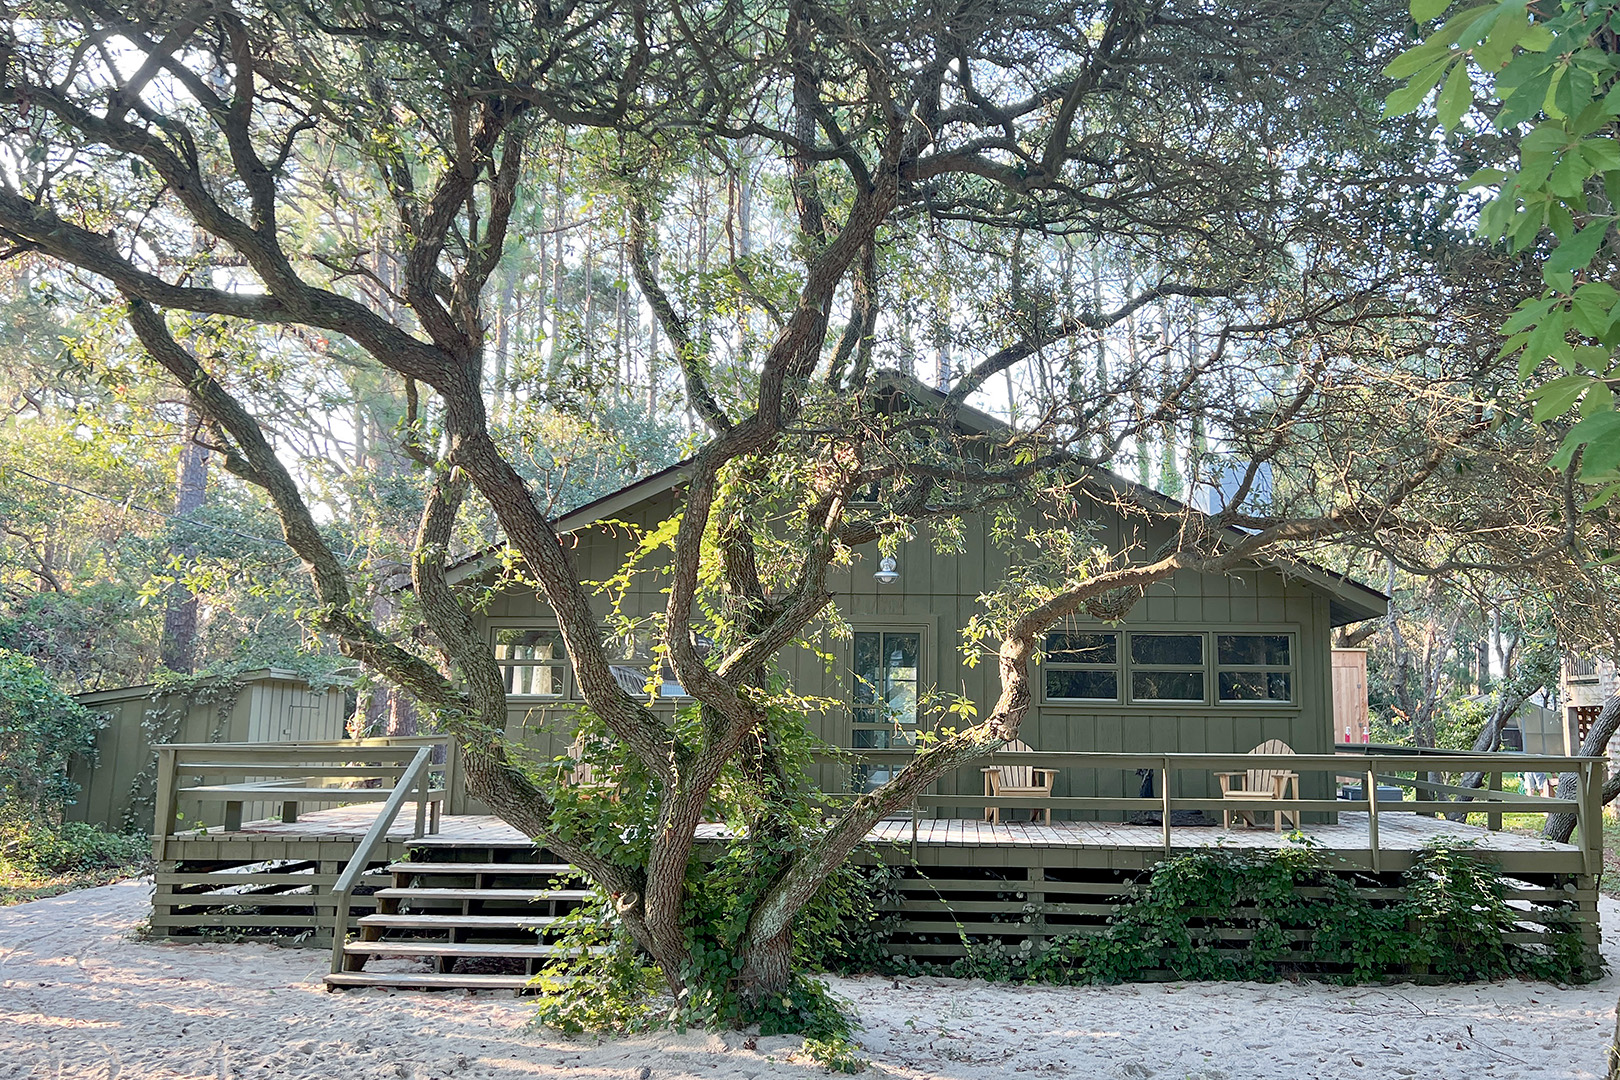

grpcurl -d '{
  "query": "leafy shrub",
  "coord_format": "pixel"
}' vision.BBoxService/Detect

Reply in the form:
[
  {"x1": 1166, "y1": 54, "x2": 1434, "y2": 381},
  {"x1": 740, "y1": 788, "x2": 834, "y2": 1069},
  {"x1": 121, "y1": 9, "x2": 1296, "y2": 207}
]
[
  {"x1": 0, "y1": 648, "x2": 100, "y2": 817},
  {"x1": 0, "y1": 818, "x2": 149, "y2": 876},
  {"x1": 936, "y1": 842, "x2": 1596, "y2": 985}
]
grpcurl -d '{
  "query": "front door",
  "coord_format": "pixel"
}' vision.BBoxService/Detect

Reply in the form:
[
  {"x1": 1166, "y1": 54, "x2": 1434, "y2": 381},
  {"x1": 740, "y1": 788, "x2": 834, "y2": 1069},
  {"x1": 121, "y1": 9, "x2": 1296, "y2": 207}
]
[{"x1": 851, "y1": 630, "x2": 921, "y2": 793}]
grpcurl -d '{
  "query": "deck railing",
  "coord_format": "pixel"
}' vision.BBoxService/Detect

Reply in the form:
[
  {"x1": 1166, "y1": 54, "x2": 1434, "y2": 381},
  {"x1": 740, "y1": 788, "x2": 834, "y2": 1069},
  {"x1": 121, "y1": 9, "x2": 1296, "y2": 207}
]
[
  {"x1": 150, "y1": 737, "x2": 452, "y2": 860},
  {"x1": 811, "y1": 749, "x2": 1608, "y2": 874}
]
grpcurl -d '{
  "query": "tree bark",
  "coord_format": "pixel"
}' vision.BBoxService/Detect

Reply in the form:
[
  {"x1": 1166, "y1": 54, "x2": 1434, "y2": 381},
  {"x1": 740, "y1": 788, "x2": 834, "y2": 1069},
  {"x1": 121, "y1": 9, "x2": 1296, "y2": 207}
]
[
  {"x1": 1544, "y1": 692, "x2": 1620, "y2": 843},
  {"x1": 159, "y1": 411, "x2": 209, "y2": 673}
]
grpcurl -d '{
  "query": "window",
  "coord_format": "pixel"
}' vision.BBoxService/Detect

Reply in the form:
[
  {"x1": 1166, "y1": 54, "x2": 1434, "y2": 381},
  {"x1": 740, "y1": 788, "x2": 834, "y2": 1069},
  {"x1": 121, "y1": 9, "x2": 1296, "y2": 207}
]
[
  {"x1": 1217, "y1": 634, "x2": 1292, "y2": 703},
  {"x1": 601, "y1": 626, "x2": 702, "y2": 699},
  {"x1": 851, "y1": 630, "x2": 921, "y2": 791},
  {"x1": 1037, "y1": 628, "x2": 1296, "y2": 708},
  {"x1": 495, "y1": 628, "x2": 567, "y2": 698},
  {"x1": 1044, "y1": 631, "x2": 1119, "y2": 701},
  {"x1": 1129, "y1": 633, "x2": 1206, "y2": 702}
]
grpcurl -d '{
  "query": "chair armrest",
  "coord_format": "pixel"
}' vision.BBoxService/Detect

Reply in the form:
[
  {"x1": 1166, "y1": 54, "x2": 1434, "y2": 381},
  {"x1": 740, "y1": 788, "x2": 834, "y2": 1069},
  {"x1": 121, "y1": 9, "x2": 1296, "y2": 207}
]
[
  {"x1": 1032, "y1": 768, "x2": 1059, "y2": 791},
  {"x1": 1212, "y1": 772, "x2": 1245, "y2": 779}
]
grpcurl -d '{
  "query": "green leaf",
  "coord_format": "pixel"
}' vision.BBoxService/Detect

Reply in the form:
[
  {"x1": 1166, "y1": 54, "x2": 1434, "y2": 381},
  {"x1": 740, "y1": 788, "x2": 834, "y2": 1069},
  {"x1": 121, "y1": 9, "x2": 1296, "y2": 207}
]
[
  {"x1": 1383, "y1": 41, "x2": 1450, "y2": 80},
  {"x1": 1382, "y1": 59, "x2": 1453, "y2": 119},
  {"x1": 1461, "y1": 166, "x2": 1508, "y2": 188},
  {"x1": 1572, "y1": 297, "x2": 1613, "y2": 337},
  {"x1": 1497, "y1": 68, "x2": 1555, "y2": 126},
  {"x1": 1528, "y1": 374, "x2": 1594, "y2": 420},
  {"x1": 1545, "y1": 218, "x2": 1611, "y2": 274},
  {"x1": 1552, "y1": 410, "x2": 1620, "y2": 473},
  {"x1": 1549, "y1": 152, "x2": 1589, "y2": 198},
  {"x1": 1436, "y1": 61, "x2": 1474, "y2": 130},
  {"x1": 1410, "y1": 0, "x2": 1450, "y2": 20},
  {"x1": 1581, "y1": 380, "x2": 1614, "y2": 418},
  {"x1": 1579, "y1": 138, "x2": 1620, "y2": 173},
  {"x1": 1520, "y1": 123, "x2": 1570, "y2": 154}
]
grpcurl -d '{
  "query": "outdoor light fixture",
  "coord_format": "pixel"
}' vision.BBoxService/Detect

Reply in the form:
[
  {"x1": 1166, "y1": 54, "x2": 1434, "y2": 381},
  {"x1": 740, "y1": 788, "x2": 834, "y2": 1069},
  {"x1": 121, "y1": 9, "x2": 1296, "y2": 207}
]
[{"x1": 873, "y1": 555, "x2": 900, "y2": 585}]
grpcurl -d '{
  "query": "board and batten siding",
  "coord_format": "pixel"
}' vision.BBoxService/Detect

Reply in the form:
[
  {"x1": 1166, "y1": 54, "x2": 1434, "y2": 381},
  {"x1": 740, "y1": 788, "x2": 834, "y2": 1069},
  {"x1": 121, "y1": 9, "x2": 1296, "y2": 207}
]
[
  {"x1": 67, "y1": 671, "x2": 350, "y2": 833},
  {"x1": 478, "y1": 495, "x2": 1354, "y2": 817}
]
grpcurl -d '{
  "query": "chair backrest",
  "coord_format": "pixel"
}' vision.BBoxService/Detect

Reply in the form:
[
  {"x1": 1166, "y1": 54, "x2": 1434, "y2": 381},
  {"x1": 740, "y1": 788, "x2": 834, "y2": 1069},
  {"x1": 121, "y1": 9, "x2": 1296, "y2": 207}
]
[
  {"x1": 565, "y1": 734, "x2": 600, "y2": 787},
  {"x1": 1245, "y1": 738, "x2": 1295, "y2": 794},
  {"x1": 994, "y1": 738, "x2": 1036, "y2": 789}
]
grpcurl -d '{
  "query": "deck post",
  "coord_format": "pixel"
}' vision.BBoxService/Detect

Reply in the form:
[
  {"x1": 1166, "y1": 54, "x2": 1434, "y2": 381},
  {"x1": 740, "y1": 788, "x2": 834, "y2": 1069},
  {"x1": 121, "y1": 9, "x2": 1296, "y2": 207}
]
[
  {"x1": 1365, "y1": 767, "x2": 1380, "y2": 874},
  {"x1": 1487, "y1": 770, "x2": 1501, "y2": 832},
  {"x1": 152, "y1": 746, "x2": 179, "y2": 862},
  {"x1": 1581, "y1": 759, "x2": 1604, "y2": 877},
  {"x1": 1161, "y1": 756, "x2": 1172, "y2": 856}
]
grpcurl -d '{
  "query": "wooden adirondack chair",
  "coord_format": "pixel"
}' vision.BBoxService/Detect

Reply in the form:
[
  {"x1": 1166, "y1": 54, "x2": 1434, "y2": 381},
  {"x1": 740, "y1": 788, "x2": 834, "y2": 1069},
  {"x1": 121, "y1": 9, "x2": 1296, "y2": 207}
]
[
  {"x1": 982, "y1": 739, "x2": 1060, "y2": 824},
  {"x1": 1215, "y1": 739, "x2": 1301, "y2": 831},
  {"x1": 562, "y1": 734, "x2": 620, "y2": 799}
]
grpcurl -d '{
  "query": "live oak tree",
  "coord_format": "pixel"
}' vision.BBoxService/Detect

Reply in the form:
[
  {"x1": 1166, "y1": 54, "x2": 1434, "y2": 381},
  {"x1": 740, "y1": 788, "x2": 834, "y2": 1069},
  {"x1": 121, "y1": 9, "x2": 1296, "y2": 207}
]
[{"x1": 1, "y1": 0, "x2": 1597, "y2": 1015}]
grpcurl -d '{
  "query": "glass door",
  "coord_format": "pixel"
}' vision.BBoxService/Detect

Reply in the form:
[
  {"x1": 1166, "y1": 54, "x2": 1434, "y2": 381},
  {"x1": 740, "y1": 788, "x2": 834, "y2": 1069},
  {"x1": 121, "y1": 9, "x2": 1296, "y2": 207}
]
[{"x1": 851, "y1": 630, "x2": 921, "y2": 792}]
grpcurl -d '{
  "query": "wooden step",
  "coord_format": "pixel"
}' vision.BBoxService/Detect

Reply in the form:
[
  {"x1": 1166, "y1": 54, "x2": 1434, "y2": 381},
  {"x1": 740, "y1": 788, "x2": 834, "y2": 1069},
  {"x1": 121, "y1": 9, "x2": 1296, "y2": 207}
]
[
  {"x1": 324, "y1": 971, "x2": 531, "y2": 991},
  {"x1": 385, "y1": 862, "x2": 575, "y2": 876},
  {"x1": 342, "y1": 941, "x2": 606, "y2": 959},
  {"x1": 358, "y1": 913, "x2": 559, "y2": 930},
  {"x1": 371, "y1": 887, "x2": 591, "y2": 902}
]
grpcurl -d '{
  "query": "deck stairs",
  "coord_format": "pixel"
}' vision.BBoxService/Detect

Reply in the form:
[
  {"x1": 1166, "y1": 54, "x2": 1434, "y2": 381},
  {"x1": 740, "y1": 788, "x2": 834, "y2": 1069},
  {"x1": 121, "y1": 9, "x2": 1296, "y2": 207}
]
[{"x1": 324, "y1": 843, "x2": 596, "y2": 992}]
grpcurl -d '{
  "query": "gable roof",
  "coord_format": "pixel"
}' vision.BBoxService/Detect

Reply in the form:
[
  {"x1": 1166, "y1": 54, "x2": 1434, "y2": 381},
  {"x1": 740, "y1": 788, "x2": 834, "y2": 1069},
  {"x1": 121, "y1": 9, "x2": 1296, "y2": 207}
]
[{"x1": 444, "y1": 378, "x2": 1388, "y2": 625}]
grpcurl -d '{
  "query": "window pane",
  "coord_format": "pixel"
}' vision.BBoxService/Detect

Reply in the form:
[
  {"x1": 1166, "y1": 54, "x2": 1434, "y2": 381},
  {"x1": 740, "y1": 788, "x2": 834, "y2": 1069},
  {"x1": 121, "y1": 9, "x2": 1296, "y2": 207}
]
[
  {"x1": 1132, "y1": 670, "x2": 1205, "y2": 701},
  {"x1": 1046, "y1": 669, "x2": 1119, "y2": 701},
  {"x1": 1219, "y1": 671, "x2": 1292, "y2": 702},
  {"x1": 1217, "y1": 634, "x2": 1290, "y2": 666},
  {"x1": 853, "y1": 633, "x2": 881, "y2": 705},
  {"x1": 504, "y1": 663, "x2": 563, "y2": 697},
  {"x1": 1131, "y1": 634, "x2": 1203, "y2": 666},
  {"x1": 1045, "y1": 631, "x2": 1116, "y2": 665},
  {"x1": 495, "y1": 627, "x2": 564, "y2": 662}
]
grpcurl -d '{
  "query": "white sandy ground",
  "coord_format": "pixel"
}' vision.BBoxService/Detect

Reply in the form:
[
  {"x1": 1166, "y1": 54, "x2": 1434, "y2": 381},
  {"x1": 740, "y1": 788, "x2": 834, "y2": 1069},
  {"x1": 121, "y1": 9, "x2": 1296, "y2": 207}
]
[{"x1": 1, "y1": 881, "x2": 1618, "y2": 1080}]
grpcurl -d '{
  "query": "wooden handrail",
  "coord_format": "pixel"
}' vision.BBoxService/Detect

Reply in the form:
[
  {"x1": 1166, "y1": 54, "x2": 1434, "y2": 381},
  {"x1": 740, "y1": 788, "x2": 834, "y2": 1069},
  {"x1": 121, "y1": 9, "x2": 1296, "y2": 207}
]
[
  {"x1": 150, "y1": 738, "x2": 451, "y2": 847},
  {"x1": 328, "y1": 745, "x2": 435, "y2": 975},
  {"x1": 809, "y1": 747, "x2": 1604, "y2": 861}
]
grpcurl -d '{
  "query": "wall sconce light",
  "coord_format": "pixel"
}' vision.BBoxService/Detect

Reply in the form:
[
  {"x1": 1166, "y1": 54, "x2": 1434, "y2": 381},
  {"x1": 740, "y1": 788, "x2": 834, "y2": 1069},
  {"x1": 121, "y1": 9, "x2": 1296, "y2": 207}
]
[{"x1": 873, "y1": 555, "x2": 900, "y2": 585}]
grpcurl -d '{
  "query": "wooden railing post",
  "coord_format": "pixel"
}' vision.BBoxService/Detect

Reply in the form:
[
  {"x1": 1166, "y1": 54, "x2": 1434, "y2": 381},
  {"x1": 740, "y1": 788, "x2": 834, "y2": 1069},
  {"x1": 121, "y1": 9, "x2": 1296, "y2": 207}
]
[
  {"x1": 1582, "y1": 759, "x2": 1604, "y2": 877},
  {"x1": 1487, "y1": 770, "x2": 1502, "y2": 832},
  {"x1": 1161, "y1": 756, "x2": 1172, "y2": 856},
  {"x1": 1365, "y1": 766, "x2": 1381, "y2": 874},
  {"x1": 151, "y1": 746, "x2": 180, "y2": 862}
]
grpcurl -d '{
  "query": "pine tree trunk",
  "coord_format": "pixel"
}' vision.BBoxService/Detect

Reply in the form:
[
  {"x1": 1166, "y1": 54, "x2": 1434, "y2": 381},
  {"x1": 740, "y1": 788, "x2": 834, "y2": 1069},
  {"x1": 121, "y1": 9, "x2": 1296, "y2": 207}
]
[{"x1": 159, "y1": 414, "x2": 209, "y2": 673}]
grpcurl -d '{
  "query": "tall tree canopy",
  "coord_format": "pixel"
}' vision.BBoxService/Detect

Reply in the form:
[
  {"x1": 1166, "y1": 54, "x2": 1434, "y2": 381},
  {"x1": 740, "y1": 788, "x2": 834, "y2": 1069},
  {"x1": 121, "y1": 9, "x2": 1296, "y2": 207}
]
[{"x1": 4, "y1": 0, "x2": 1612, "y2": 1020}]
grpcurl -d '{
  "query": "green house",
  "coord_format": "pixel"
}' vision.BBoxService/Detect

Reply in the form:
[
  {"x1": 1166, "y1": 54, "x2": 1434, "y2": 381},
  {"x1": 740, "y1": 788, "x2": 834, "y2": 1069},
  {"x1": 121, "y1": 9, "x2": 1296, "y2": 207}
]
[{"x1": 450, "y1": 456, "x2": 1387, "y2": 818}]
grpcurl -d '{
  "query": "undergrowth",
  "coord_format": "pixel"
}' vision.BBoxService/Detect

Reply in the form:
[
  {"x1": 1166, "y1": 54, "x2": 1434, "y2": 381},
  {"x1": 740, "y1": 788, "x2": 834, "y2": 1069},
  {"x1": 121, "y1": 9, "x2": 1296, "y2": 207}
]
[
  {"x1": 925, "y1": 841, "x2": 1595, "y2": 986},
  {"x1": 0, "y1": 818, "x2": 151, "y2": 904}
]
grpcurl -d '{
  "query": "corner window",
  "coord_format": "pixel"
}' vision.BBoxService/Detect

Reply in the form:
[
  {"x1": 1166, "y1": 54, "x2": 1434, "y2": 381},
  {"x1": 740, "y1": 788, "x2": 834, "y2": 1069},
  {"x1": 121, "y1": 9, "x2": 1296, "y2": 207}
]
[
  {"x1": 1129, "y1": 633, "x2": 1206, "y2": 702},
  {"x1": 1217, "y1": 634, "x2": 1292, "y2": 703},
  {"x1": 1044, "y1": 631, "x2": 1120, "y2": 701},
  {"x1": 494, "y1": 628, "x2": 567, "y2": 698}
]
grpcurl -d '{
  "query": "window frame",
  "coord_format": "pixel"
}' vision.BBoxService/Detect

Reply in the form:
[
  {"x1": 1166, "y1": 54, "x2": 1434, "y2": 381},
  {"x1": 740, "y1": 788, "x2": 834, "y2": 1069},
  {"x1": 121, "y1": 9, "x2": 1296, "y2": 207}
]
[
  {"x1": 1040, "y1": 629, "x2": 1123, "y2": 704},
  {"x1": 1214, "y1": 632, "x2": 1295, "y2": 705},
  {"x1": 1126, "y1": 631, "x2": 1209, "y2": 705},
  {"x1": 489, "y1": 621, "x2": 571, "y2": 701},
  {"x1": 1037, "y1": 625, "x2": 1301, "y2": 710},
  {"x1": 846, "y1": 623, "x2": 931, "y2": 794}
]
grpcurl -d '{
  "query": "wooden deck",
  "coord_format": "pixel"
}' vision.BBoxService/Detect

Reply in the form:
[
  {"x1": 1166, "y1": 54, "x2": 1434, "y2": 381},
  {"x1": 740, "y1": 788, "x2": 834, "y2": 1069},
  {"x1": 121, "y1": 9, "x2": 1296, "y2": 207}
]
[{"x1": 201, "y1": 803, "x2": 1582, "y2": 869}]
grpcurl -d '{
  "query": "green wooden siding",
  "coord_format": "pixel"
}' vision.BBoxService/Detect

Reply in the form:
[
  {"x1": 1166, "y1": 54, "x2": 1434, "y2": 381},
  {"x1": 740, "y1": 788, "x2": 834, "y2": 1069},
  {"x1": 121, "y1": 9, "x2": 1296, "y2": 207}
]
[{"x1": 476, "y1": 498, "x2": 1348, "y2": 815}]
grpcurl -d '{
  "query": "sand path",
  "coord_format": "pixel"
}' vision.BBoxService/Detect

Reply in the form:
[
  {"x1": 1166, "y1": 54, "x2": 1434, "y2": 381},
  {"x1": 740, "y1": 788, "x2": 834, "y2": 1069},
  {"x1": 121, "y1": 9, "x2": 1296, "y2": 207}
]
[{"x1": 0, "y1": 879, "x2": 1615, "y2": 1079}]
